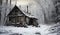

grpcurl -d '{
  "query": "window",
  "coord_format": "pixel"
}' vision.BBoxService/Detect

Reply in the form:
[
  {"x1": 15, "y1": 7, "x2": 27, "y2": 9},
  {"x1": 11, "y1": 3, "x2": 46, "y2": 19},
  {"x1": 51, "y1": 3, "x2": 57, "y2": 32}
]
[{"x1": 0, "y1": 0, "x2": 2, "y2": 5}]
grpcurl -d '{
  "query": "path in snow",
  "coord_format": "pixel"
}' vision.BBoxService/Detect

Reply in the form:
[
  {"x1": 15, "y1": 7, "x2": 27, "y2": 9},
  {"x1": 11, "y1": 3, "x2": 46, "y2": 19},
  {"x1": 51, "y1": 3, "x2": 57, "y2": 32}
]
[{"x1": 0, "y1": 24, "x2": 57, "y2": 35}]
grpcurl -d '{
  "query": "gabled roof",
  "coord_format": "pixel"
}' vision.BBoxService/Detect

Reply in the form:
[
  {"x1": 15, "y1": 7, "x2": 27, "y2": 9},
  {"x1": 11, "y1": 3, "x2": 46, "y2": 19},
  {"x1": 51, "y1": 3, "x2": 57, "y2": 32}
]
[
  {"x1": 7, "y1": 5, "x2": 38, "y2": 19},
  {"x1": 8, "y1": 5, "x2": 23, "y2": 16}
]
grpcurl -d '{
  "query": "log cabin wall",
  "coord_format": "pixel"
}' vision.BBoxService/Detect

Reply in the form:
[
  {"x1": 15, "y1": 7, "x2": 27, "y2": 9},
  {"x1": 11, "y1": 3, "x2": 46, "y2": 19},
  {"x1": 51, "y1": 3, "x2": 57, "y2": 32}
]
[{"x1": 26, "y1": 17, "x2": 29, "y2": 25}]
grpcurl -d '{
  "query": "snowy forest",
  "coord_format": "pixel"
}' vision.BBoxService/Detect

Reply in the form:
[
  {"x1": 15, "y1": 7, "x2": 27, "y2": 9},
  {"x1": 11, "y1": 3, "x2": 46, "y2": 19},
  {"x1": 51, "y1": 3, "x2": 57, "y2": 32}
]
[{"x1": 0, "y1": 0, "x2": 60, "y2": 35}]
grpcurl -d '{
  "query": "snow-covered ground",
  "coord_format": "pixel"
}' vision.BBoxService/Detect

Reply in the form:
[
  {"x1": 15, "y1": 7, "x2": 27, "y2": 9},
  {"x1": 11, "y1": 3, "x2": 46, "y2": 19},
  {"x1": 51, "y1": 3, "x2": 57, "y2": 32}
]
[{"x1": 0, "y1": 24, "x2": 57, "y2": 35}]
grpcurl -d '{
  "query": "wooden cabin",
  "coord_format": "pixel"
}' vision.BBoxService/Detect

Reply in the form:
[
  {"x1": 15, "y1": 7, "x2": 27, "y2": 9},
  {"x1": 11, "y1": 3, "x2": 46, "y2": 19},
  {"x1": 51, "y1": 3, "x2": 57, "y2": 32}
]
[{"x1": 6, "y1": 5, "x2": 38, "y2": 27}]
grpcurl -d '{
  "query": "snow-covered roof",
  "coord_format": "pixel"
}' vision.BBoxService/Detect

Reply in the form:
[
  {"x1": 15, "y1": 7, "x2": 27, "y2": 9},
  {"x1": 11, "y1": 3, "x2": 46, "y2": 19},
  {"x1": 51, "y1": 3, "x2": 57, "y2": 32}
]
[
  {"x1": 6, "y1": 5, "x2": 38, "y2": 19},
  {"x1": 21, "y1": 10, "x2": 38, "y2": 19}
]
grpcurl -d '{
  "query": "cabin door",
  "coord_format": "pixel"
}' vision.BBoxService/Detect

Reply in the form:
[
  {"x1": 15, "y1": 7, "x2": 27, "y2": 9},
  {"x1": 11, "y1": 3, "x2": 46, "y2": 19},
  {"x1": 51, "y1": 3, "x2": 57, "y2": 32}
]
[{"x1": 29, "y1": 18, "x2": 33, "y2": 25}]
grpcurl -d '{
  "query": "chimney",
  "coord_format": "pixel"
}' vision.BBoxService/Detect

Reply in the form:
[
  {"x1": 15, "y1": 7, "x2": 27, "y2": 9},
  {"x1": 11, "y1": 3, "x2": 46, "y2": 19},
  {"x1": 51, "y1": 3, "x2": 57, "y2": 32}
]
[{"x1": 27, "y1": 5, "x2": 28, "y2": 13}]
